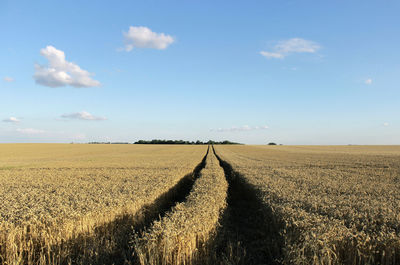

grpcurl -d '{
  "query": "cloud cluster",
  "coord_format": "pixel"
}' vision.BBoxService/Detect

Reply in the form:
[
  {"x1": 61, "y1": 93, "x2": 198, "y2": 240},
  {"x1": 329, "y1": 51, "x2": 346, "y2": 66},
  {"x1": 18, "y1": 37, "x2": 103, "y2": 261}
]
[
  {"x1": 34, "y1": 46, "x2": 100, "y2": 88},
  {"x1": 260, "y1": 38, "x2": 320, "y2": 59},
  {"x1": 3, "y1": 117, "x2": 20, "y2": 123},
  {"x1": 3, "y1": 77, "x2": 14, "y2": 82},
  {"x1": 123, "y1": 26, "x2": 174, "y2": 51},
  {"x1": 61, "y1": 111, "x2": 106, "y2": 121},
  {"x1": 211, "y1": 125, "x2": 268, "y2": 132}
]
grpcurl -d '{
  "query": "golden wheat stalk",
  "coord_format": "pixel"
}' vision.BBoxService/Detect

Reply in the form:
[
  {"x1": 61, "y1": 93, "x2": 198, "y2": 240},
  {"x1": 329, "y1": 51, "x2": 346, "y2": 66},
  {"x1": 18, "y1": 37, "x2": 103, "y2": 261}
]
[
  {"x1": 0, "y1": 144, "x2": 206, "y2": 265},
  {"x1": 215, "y1": 145, "x2": 400, "y2": 265},
  {"x1": 134, "y1": 149, "x2": 228, "y2": 265}
]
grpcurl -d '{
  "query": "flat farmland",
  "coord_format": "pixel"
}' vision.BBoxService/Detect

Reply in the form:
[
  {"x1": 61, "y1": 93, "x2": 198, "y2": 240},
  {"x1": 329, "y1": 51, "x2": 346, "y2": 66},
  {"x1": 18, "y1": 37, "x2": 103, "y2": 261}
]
[
  {"x1": 215, "y1": 145, "x2": 400, "y2": 265},
  {"x1": 1, "y1": 144, "x2": 400, "y2": 265},
  {"x1": 0, "y1": 144, "x2": 207, "y2": 264}
]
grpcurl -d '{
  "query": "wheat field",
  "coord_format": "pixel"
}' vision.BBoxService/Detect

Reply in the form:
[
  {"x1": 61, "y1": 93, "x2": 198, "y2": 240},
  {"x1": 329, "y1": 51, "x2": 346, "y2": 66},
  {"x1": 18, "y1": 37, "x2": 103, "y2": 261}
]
[
  {"x1": 214, "y1": 145, "x2": 400, "y2": 265},
  {"x1": 0, "y1": 144, "x2": 206, "y2": 264},
  {"x1": 0, "y1": 144, "x2": 399, "y2": 265},
  {"x1": 134, "y1": 147, "x2": 228, "y2": 265}
]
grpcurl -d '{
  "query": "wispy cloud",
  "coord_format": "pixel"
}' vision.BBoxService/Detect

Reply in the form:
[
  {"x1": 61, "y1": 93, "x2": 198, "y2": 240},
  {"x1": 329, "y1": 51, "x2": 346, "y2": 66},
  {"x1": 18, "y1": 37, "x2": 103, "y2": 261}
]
[
  {"x1": 60, "y1": 111, "x2": 107, "y2": 121},
  {"x1": 34, "y1": 46, "x2": 100, "y2": 88},
  {"x1": 260, "y1": 38, "x2": 321, "y2": 59},
  {"x1": 3, "y1": 77, "x2": 14, "y2": 82},
  {"x1": 383, "y1": 122, "x2": 389, "y2": 127},
  {"x1": 365, "y1": 78, "x2": 373, "y2": 85},
  {"x1": 211, "y1": 125, "x2": 268, "y2": 132},
  {"x1": 2, "y1": 117, "x2": 20, "y2": 123},
  {"x1": 16, "y1": 128, "x2": 46, "y2": 134},
  {"x1": 260, "y1": 51, "x2": 284, "y2": 59},
  {"x1": 122, "y1": 26, "x2": 175, "y2": 51}
]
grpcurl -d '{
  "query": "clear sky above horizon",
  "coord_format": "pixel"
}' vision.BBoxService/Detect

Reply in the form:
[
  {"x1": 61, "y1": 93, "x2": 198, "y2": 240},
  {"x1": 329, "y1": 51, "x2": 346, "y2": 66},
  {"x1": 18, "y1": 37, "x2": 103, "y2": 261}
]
[{"x1": 1, "y1": 0, "x2": 399, "y2": 144}]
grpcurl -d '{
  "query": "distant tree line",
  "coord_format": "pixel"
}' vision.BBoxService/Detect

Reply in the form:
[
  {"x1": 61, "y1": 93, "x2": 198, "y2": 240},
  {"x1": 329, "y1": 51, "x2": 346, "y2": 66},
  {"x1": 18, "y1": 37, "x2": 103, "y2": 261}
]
[
  {"x1": 86, "y1": 140, "x2": 241, "y2": 145},
  {"x1": 85, "y1": 141, "x2": 284, "y2": 145},
  {"x1": 134, "y1": 139, "x2": 242, "y2": 145}
]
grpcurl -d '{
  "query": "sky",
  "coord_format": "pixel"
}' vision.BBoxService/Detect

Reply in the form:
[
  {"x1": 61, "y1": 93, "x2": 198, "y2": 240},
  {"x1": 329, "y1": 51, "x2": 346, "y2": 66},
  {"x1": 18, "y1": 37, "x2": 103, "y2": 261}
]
[{"x1": 1, "y1": 0, "x2": 399, "y2": 144}]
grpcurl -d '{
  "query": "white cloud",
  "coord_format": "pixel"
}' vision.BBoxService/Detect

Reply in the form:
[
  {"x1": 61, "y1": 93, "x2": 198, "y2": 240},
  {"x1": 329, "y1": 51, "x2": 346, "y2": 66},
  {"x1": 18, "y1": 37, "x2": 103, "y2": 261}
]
[
  {"x1": 3, "y1": 77, "x2": 14, "y2": 82},
  {"x1": 260, "y1": 38, "x2": 321, "y2": 59},
  {"x1": 34, "y1": 46, "x2": 100, "y2": 88},
  {"x1": 16, "y1": 128, "x2": 45, "y2": 134},
  {"x1": 260, "y1": 51, "x2": 284, "y2": 59},
  {"x1": 122, "y1": 26, "x2": 174, "y2": 51},
  {"x1": 3, "y1": 117, "x2": 20, "y2": 123},
  {"x1": 211, "y1": 125, "x2": 269, "y2": 132},
  {"x1": 383, "y1": 122, "x2": 389, "y2": 127},
  {"x1": 365, "y1": 78, "x2": 373, "y2": 85},
  {"x1": 276, "y1": 38, "x2": 320, "y2": 53},
  {"x1": 61, "y1": 111, "x2": 107, "y2": 121}
]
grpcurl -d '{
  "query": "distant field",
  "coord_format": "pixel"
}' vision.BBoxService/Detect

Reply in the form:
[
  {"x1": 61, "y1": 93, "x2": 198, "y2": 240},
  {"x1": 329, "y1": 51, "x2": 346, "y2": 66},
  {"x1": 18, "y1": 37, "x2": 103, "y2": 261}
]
[
  {"x1": 257, "y1": 144, "x2": 400, "y2": 155},
  {"x1": 0, "y1": 144, "x2": 399, "y2": 265}
]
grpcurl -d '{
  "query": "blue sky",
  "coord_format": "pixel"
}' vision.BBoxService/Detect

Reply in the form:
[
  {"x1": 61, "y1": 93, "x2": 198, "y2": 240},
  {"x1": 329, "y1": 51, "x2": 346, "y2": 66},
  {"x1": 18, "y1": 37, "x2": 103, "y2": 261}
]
[{"x1": 1, "y1": 0, "x2": 399, "y2": 144}]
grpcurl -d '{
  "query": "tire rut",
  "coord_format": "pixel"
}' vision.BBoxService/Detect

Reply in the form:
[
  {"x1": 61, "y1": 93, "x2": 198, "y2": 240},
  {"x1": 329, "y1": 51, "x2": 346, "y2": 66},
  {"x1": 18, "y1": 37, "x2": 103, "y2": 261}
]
[
  {"x1": 63, "y1": 146, "x2": 210, "y2": 265},
  {"x1": 212, "y1": 145, "x2": 284, "y2": 265},
  {"x1": 132, "y1": 145, "x2": 209, "y2": 234}
]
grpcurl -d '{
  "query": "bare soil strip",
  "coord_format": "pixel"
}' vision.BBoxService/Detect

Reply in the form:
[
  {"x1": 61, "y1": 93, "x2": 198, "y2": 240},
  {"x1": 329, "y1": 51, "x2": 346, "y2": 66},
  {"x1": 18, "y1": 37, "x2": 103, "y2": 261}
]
[{"x1": 212, "y1": 146, "x2": 284, "y2": 265}]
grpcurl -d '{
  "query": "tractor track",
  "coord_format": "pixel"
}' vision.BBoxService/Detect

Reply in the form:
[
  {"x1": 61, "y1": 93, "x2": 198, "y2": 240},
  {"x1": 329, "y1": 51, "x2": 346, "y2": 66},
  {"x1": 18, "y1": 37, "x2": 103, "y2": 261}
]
[
  {"x1": 61, "y1": 145, "x2": 284, "y2": 265},
  {"x1": 132, "y1": 145, "x2": 209, "y2": 234},
  {"x1": 63, "y1": 146, "x2": 210, "y2": 265},
  {"x1": 129, "y1": 145, "x2": 283, "y2": 265},
  {"x1": 212, "y1": 146, "x2": 284, "y2": 265}
]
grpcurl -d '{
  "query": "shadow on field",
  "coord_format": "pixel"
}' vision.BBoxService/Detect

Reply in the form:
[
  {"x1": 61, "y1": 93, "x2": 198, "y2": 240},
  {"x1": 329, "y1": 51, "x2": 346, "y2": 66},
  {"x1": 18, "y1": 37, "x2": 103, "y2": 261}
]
[
  {"x1": 212, "y1": 146, "x2": 284, "y2": 265},
  {"x1": 44, "y1": 147, "x2": 209, "y2": 265}
]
